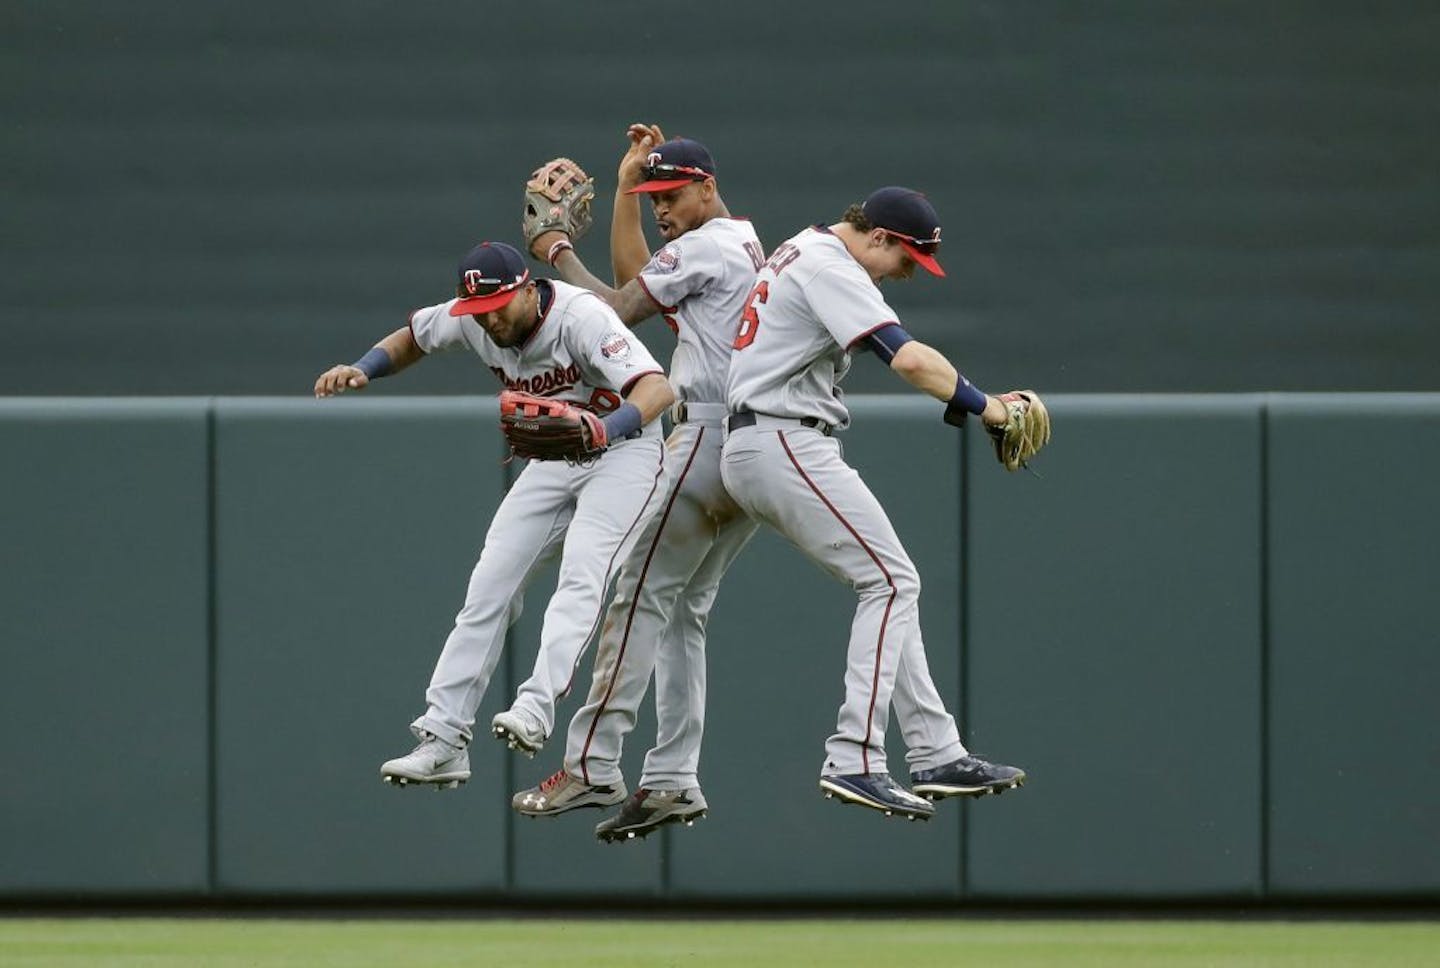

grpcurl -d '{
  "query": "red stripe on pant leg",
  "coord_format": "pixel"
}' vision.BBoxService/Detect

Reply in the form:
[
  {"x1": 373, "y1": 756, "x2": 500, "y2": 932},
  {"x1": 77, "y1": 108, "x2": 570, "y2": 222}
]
[
  {"x1": 561, "y1": 445, "x2": 671, "y2": 705},
  {"x1": 778, "y1": 430, "x2": 896, "y2": 775},
  {"x1": 577, "y1": 428, "x2": 707, "y2": 784}
]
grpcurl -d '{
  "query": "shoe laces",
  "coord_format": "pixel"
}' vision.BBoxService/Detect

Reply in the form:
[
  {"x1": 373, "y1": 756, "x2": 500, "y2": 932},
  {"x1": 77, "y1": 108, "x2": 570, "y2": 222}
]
[{"x1": 539, "y1": 770, "x2": 568, "y2": 794}]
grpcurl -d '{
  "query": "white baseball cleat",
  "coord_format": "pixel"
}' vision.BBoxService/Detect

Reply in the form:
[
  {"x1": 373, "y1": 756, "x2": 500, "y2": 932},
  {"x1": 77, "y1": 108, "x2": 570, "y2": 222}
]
[
  {"x1": 381, "y1": 732, "x2": 470, "y2": 788},
  {"x1": 491, "y1": 707, "x2": 547, "y2": 757}
]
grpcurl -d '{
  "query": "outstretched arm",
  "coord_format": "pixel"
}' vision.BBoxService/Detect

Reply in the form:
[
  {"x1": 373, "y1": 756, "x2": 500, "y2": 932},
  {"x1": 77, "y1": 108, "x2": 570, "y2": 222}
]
[
  {"x1": 889, "y1": 340, "x2": 1007, "y2": 426},
  {"x1": 529, "y1": 246, "x2": 663, "y2": 329},
  {"x1": 313, "y1": 325, "x2": 423, "y2": 397}
]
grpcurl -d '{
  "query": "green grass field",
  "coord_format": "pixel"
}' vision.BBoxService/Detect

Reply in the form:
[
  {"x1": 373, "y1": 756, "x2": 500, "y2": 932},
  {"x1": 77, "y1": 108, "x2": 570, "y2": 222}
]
[{"x1": 1, "y1": 917, "x2": 1436, "y2": 968}]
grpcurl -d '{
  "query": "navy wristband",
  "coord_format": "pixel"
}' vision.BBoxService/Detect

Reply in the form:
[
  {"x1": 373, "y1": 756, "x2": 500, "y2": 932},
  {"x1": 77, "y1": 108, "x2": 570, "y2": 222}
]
[
  {"x1": 601, "y1": 402, "x2": 643, "y2": 441},
  {"x1": 944, "y1": 375, "x2": 988, "y2": 427},
  {"x1": 353, "y1": 347, "x2": 393, "y2": 380}
]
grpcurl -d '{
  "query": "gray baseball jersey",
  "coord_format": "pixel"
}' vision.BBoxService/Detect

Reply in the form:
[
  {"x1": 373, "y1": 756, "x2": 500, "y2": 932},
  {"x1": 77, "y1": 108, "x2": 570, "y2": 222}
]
[
  {"x1": 557, "y1": 217, "x2": 765, "y2": 794},
  {"x1": 410, "y1": 279, "x2": 664, "y2": 425},
  {"x1": 721, "y1": 225, "x2": 968, "y2": 778},
  {"x1": 635, "y1": 217, "x2": 765, "y2": 405},
  {"x1": 725, "y1": 226, "x2": 899, "y2": 430},
  {"x1": 406, "y1": 280, "x2": 671, "y2": 748}
]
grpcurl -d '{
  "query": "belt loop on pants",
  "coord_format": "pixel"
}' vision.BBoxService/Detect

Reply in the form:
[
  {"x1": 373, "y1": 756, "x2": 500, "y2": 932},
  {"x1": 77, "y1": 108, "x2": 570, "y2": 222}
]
[{"x1": 724, "y1": 411, "x2": 833, "y2": 437}]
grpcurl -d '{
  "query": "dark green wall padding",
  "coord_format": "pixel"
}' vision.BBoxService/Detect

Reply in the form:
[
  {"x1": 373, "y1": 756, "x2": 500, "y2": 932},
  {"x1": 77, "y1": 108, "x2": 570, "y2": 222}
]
[
  {"x1": 4, "y1": 3, "x2": 1439, "y2": 397},
  {"x1": 0, "y1": 395, "x2": 1435, "y2": 901}
]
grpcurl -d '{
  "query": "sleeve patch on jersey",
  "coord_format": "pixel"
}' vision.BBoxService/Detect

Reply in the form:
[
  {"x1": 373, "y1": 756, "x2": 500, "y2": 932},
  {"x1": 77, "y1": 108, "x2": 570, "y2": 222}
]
[
  {"x1": 600, "y1": 331, "x2": 633, "y2": 361},
  {"x1": 647, "y1": 246, "x2": 681, "y2": 274}
]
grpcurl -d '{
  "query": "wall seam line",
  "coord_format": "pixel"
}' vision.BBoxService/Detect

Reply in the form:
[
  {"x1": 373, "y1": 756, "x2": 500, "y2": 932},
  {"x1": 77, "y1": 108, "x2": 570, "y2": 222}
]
[
  {"x1": 1259, "y1": 396, "x2": 1271, "y2": 898},
  {"x1": 206, "y1": 398, "x2": 219, "y2": 897}
]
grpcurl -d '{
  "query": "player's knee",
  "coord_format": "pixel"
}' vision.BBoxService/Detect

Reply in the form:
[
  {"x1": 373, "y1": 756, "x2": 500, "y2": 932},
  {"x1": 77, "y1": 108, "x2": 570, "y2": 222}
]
[
  {"x1": 892, "y1": 563, "x2": 921, "y2": 603},
  {"x1": 857, "y1": 562, "x2": 919, "y2": 603}
]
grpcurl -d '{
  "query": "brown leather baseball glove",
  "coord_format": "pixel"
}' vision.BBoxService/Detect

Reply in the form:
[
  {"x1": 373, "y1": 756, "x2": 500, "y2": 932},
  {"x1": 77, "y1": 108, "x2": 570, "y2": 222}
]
[
  {"x1": 521, "y1": 157, "x2": 595, "y2": 255},
  {"x1": 498, "y1": 390, "x2": 607, "y2": 464}
]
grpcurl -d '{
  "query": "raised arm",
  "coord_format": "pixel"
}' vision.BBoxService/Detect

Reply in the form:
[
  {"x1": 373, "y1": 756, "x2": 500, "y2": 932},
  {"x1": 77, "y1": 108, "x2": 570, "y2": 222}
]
[
  {"x1": 313, "y1": 325, "x2": 423, "y2": 398},
  {"x1": 612, "y1": 122, "x2": 664, "y2": 286},
  {"x1": 535, "y1": 249, "x2": 662, "y2": 329},
  {"x1": 528, "y1": 123, "x2": 667, "y2": 330}
]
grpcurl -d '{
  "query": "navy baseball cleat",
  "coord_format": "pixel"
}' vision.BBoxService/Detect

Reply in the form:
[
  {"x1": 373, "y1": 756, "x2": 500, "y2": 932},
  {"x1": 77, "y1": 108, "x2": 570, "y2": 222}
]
[
  {"x1": 819, "y1": 773, "x2": 934, "y2": 821},
  {"x1": 910, "y1": 755, "x2": 1026, "y2": 799}
]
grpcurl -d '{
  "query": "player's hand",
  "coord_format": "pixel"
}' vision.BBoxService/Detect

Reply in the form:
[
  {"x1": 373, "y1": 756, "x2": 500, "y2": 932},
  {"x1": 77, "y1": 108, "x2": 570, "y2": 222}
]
[
  {"x1": 529, "y1": 229, "x2": 569, "y2": 262},
  {"x1": 314, "y1": 364, "x2": 368, "y2": 398},
  {"x1": 979, "y1": 394, "x2": 1008, "y2": 428},
  {"x1": 617, "y1": 122, "x2": 665, "y2": 192}
]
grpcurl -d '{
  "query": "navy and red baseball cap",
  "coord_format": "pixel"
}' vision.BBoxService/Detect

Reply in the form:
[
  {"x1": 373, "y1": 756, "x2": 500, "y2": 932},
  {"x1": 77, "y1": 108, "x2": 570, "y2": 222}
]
[
  {"x1": 627, "y1": 138, "x2": 717, "y2": 194},
  {"x1": 450, "y1": 241, "x2": 531, "y2": 316},
  {"x1": 862, "y1": 186, "x2": 945, "y2": 277}
]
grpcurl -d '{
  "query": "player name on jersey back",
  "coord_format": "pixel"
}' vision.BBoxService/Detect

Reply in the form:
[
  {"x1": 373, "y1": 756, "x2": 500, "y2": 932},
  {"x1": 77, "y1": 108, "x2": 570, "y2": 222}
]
[{"x1": 725, "y1": 226, "x2": 900, "y2": 430}]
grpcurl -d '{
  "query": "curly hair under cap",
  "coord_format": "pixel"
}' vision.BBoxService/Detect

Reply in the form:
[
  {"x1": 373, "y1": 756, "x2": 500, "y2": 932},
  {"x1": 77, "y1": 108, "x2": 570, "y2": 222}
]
[{"x1": 840, "y1": 203, "x2": 873, "y2": 231}]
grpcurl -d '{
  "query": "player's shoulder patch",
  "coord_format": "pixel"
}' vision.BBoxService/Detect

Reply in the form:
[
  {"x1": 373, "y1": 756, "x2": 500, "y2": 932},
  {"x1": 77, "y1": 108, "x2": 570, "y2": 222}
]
[
  {"x1": 646, "y1": 244, "x2": 681, "y2": 274},
  {"x1": 599, "y1": 330, "x2": 633, "y2": 361}
]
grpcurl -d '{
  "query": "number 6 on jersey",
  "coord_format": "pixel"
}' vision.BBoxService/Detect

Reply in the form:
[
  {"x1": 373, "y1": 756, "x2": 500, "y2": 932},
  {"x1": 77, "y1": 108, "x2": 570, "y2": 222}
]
[{"x1": 732, "y1": 280, "x2": 769, "y2": 350}]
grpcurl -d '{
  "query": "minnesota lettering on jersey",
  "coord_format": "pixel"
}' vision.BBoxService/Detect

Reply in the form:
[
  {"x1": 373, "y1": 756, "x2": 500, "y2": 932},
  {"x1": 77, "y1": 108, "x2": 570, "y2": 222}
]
[{"x1": 491, "y1": 362, "x2": 583, "y2": 396}]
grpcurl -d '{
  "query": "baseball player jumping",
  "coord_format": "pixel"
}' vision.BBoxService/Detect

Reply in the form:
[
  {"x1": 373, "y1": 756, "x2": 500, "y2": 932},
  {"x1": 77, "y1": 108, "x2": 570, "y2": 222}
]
[
  {"x1": 721, "y1": 188, "x2": 1045, "y2": 820},
  {"x1": 510, "y1": 126, "x2": 765, "y2": 841},
  {"x1": 314, "y1": 239, "x2": 675, "y2": 790}
]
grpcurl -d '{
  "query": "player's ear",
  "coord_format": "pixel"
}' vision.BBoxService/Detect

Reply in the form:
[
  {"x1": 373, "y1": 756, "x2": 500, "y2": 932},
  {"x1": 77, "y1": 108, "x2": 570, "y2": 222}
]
[{"x1": 700, "y1": 178, "x2": 717, "y2": 201}]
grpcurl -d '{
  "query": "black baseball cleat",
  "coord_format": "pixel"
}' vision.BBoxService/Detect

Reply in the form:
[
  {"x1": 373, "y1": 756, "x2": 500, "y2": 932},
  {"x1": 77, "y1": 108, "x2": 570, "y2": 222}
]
[
  {"x1": 595, "y1": 787, "x2": 708, "y2": 843},
  {"x1": 910, "y1": 755, "x2": 1026, "y2": 800},
  {"x1": 819, "y1": 773, "x2": 934, "y2": 821}
]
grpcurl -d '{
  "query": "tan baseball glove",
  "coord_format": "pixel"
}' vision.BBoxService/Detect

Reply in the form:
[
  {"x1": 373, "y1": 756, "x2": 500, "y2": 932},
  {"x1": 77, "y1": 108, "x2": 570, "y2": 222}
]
[
  {"x1": 987, "y1": 390, "x2": 1051, "y2": 471},
  {"x1": 498, "y1": 390, "x2": 607, "y2": 465},
  {"x1": 522, "y1": 158, "x2": 595, "y2": 254}
]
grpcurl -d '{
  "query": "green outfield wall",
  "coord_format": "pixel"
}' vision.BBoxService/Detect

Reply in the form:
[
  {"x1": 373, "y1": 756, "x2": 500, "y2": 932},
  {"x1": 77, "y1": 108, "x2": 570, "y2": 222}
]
[{"x1": 1, "y1": 395, "x2": 1436, "y2": 902}]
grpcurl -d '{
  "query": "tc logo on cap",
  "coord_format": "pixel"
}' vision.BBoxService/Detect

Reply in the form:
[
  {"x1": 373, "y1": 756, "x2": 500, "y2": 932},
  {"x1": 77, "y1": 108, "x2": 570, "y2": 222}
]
[
  {"x1": 449, "y1": 241, "x2": 531, "y2": 317},
  {"x1": 463, "y1": 269, "x2": 516, "y2": 296},
  {"x1": 628, "y1": 138, "x2": 717, "y2": 194}
]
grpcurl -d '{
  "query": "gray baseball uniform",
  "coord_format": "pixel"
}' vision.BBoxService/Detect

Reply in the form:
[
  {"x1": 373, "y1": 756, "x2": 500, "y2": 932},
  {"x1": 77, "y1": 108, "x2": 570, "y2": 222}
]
[
  {"x1": 721, "y1": 226, "x2": 968, "y2": 776},
  {"x1": 562, "y1": 217, "x2": 765, "y2": 790},
  {"x1": 407, "y1": 280, "x2": 671, "y2": 747}
]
